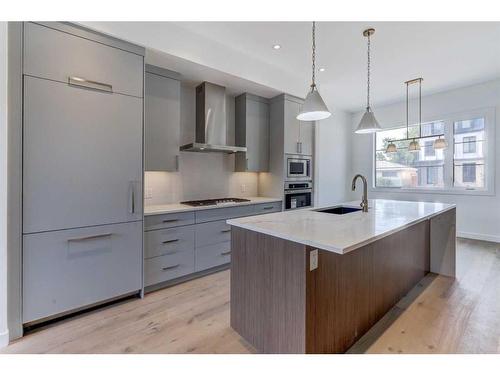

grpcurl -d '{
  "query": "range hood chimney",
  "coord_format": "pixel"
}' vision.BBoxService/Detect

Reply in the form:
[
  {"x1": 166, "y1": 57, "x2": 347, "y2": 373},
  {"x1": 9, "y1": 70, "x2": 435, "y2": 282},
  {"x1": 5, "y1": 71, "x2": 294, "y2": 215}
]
[{"x1": 180, "y1": 82, "x2": 247, "y2": 154}]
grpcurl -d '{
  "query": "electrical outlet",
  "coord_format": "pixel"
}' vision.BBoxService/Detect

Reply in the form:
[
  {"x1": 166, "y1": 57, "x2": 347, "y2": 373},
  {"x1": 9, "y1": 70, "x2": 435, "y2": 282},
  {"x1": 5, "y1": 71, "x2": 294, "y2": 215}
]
[
  {"x1": 145, "y1": 187, "x2": 153, "y2": 199},
  {"x1": 240, "y1": 184, "x2": 246, "y2": 193},
  {"x1": 310, "y1": 249, "x2": 318, "y2": 271}
]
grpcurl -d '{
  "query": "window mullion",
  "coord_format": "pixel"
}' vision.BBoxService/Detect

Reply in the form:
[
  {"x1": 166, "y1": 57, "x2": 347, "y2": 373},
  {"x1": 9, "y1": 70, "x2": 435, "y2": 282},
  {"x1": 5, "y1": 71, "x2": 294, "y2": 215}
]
[{"x1": 444, "y1": 119, "x2": 454, "y2": 189}]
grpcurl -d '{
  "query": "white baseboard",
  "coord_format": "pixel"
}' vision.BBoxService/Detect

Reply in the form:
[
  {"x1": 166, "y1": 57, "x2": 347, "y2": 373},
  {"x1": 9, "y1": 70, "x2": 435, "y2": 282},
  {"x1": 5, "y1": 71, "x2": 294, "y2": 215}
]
[
  {"x1": 0, "y1": 329, "x2": 9, "y2": 348},
  {"x1": 457, "y1": 231, "x2": 500, "y2": 243}
]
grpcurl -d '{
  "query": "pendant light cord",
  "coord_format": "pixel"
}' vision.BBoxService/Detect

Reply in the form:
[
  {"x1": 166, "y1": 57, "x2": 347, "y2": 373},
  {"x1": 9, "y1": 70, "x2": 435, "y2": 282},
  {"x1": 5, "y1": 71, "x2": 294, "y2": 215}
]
[
  {"x1": 311, "y1": 21, "x2": 316, "y2": 89},
  {"x1": 406, "y1": 82, "x2": 409, "y2": 139},
  {"x1": 367, "y1": 31, "x2": 371, "y2": 110}
]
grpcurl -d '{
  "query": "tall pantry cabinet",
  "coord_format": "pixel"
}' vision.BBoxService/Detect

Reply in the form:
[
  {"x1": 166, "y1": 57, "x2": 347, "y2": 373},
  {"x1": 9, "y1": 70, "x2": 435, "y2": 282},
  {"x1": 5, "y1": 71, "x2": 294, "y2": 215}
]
[{"x1": 21, "y1": 22, "x2": 145, "y2": 324}]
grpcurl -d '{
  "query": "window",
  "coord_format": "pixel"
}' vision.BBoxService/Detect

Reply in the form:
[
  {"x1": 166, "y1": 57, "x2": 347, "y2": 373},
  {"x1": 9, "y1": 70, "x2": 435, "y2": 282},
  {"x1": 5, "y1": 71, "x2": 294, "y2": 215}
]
[
  {"x1": 424, "y1": 140, "x2": 435, "y2": 157},
  {"x1": 453, "y1": 118, "x2": 485, "y2": 189},
  {"x1": 375, "y1": 121, "x2": 445, "y2": 189},
  {"x1": 462, "y1": 163, "x2": 476, "y2": 183},
  {"x1": 374, "y1": 109, "x2": 494, "y2": 194},
  {"x1": 427, "y1": 166, "x2": 439, "y2": 185},
  {"x1": 463, "y1": 136, "x2": 477, "y2": 154}
]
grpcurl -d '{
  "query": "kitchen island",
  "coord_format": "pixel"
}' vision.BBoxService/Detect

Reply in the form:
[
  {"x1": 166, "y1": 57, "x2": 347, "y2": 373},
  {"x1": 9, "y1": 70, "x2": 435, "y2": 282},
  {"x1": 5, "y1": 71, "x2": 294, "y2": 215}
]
[{"x1": 227, "y1": 199, "x2": 456, "y2": 353}]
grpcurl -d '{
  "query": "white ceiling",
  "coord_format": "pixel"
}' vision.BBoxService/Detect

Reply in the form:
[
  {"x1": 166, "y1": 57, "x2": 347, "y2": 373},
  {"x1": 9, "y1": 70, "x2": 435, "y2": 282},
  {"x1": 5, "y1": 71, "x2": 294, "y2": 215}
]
[{"x1": 82, "y1": 21, "x2": 500, "y2": 113}]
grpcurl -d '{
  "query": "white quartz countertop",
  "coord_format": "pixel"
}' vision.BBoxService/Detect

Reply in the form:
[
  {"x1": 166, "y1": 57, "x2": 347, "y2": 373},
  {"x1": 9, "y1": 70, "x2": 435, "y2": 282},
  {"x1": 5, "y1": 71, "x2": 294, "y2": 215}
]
[
  {"x1": 227, "y1": 199, "x2": 455, "y2": 254},
  {"x1": 144, "y1": 197, "x2": 282, "y2": 216}
]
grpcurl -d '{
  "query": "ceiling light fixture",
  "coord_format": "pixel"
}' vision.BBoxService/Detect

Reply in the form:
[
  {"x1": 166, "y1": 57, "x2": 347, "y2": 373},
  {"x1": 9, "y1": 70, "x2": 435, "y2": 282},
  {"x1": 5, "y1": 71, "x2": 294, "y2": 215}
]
[
  {"x1": 297, "y1": 21, "x2": 331, "y2": 121},
  {"x1": 272, "y1": 44, "x2": 281, "y2": 50},
  {"x1": 407, "y1": 78, "x2": 423, "y2": 153},
  {"x1": 355, "y1": 28, "x2": 381, "y2": 134},
  {"x1": 319, "y1": 67, "x2": 326, "y2": 72},
  {"x1": 433, "y1": 136, "x2": 447, "y2": 150},
  {"x1": 386, "y1": 141, "x2": 397, "y2": 153}
]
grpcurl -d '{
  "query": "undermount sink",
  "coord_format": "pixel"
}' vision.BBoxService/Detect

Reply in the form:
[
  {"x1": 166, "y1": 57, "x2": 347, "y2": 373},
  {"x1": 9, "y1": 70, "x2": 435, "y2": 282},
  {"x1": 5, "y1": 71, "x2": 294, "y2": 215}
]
[{"x1": 315, "y1": 206, "x2": 362, "y2": 215}]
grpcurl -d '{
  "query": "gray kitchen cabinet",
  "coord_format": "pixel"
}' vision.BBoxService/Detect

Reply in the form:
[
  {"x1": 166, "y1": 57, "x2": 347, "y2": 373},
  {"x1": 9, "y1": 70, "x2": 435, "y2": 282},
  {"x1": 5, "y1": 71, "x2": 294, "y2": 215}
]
[
  {"x1": 283, "y1": 96, "x2": 314, "y2": 156},
  {"x1": 24, "y1": 22, "x2": 144, "y2": 98},
  {"x1": 144, "y1": 250, "x2": 195, "y2": 287},
  {"x1": 145, "y1": 65, "x2": 181, "y2": 171},
  {"x1": 144, "y1": 211, "x2": 195, "y2": 231},
  {"x1": 23, "y1": 221, "x2": 142, "y2": 323},
  {"x1": 235, "y1": 94, "x2": 270, "y2": 172},
  {"x1": 144, "y1": 201, "x2": 282, "y2": 289},
  {"x1": 23, "y1": 76, "x2": 143, "y2": 234},
  {"x1": 144, "y1": 225, "x2": 195, "y2": 259}
]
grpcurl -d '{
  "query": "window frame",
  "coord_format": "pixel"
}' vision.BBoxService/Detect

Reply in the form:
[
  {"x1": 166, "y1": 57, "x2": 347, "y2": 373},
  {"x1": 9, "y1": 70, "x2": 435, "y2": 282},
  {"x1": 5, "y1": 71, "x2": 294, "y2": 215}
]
[{"x1": 372, "y1": 107, "x2": 495, "y2": 196}]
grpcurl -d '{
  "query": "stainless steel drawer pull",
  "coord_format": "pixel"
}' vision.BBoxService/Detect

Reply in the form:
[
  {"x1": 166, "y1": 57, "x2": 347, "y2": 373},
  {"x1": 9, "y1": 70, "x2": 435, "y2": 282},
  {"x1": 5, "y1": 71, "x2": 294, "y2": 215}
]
[
  {"x1": 162, "y1": 219, "x2": 178, "y2": 223},
  {"x1": 68, "y1": 76, "x2": 113, "y2": 93},
  {"x1": 221, "y1": 229, "x2": 232, "y2": 233},
  {"x1": 162, "y1": 264, "x2": 180, "y2": 271},
  {"x1": 221, "y1": 250, "x2": 231, "y2": 256},
  {"x1": 67, "y1": 233, "x2": 112, "y2": 242},
  {"x1": 263, "y1": 206, "x2": 274, "y2": 210},
  {"x1": 162, "y1": 239, "x2": 179, "y2": 244}
]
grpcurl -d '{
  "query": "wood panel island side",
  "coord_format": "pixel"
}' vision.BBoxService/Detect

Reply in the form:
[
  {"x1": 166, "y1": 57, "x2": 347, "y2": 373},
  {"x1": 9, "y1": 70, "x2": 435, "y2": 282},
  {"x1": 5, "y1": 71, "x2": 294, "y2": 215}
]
[{"x1": 227, "y1": 199, "x2": 456, "y2": 354}]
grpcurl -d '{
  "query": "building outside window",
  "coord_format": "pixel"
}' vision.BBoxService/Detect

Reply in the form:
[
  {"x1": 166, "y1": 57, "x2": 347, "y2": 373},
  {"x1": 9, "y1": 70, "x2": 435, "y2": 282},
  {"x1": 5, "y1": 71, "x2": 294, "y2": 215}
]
[{"x1": 374, "y1": 109, "x2": 494, "y2": 193}]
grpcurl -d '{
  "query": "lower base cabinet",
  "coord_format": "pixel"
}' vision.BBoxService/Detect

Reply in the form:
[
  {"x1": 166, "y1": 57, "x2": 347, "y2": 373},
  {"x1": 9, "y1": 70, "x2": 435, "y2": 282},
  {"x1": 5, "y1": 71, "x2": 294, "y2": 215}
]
[
  {"x1": 144, "y1": 201, "x2": 281, "y2": 290},
  {"x1": 195, "y1": 242, "x2": 231, "y2": 272},
  {"x1": 23, "y1": 221, "x2": 143, "y2": 323}
]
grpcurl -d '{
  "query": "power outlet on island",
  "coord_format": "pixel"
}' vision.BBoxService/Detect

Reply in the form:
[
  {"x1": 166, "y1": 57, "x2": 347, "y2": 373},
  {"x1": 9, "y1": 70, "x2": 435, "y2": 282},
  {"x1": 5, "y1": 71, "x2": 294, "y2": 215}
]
[{"x1": 310, "y1": 249, "x2": 318, "y2": 271}]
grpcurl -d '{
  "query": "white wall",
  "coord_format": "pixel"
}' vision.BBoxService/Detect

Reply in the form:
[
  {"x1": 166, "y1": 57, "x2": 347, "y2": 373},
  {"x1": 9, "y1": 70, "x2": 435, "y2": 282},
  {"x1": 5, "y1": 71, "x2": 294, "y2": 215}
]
[
  {"x1": 145, "y1": 83, "x2": 259, "y2": 206},
  {"x1": 315, "y1": 109, "x2": 352, "y2": 206},
  {"x1": 350, "y1": 79, "x2": 500, "y2": 242},
  {"x1": 0, "y1": 22, "x2": 9, "y2": 348}
]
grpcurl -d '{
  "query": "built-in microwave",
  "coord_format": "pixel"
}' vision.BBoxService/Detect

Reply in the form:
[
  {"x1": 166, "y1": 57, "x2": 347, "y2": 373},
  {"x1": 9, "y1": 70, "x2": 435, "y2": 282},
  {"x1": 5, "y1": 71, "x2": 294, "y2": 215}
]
[{"x1": 286, "y1": 155, "x2": 312, "y2": 180}]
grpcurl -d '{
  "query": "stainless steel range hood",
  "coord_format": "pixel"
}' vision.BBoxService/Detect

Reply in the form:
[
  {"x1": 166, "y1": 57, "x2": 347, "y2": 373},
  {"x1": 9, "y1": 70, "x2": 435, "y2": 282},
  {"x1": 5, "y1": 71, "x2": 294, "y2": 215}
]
[{"x1": 180, "y1": 81, "x2": 247, "y2": 154}]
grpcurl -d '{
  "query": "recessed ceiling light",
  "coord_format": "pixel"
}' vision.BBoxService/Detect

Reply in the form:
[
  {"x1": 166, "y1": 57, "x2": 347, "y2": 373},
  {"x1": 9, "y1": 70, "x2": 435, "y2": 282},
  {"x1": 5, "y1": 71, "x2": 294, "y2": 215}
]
[
  {"x1": 319, "y1": 68, "x2": 326, "y2": 72},
  {"x1": 272, "y1": 44, "x2": 281, "y2": 50}
]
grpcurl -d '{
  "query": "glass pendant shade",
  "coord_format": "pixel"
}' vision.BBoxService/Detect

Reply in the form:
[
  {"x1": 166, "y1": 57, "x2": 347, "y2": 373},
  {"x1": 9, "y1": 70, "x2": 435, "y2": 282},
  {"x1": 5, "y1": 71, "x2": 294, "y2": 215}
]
[
  {"x1": 433, "y1": 137, "x2": 447, "y2": 150},
  {"x1": 408, "y1": 139, "x2": 421, "y2": 152},
  {"x1": 355, "y1": 107, "x2": 381, "y2": 134},
  {"x1": 386, "y1": 142, "x2": 397, "y2": 153},
  {"x1": 297, "y1": 87, "x2": 331, "y2": 121}
]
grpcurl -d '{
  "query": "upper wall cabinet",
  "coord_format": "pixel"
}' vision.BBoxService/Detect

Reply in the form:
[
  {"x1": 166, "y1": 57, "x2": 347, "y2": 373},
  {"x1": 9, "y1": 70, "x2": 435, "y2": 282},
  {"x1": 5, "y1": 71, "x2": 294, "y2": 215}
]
[
  {"x1": 235, "y1": 94, "x2": 270, "y2": 172},
  {"x1": 24, "y1": 22, "x2": 144, "y2": 98},
  {"x1": 283, "y1": 96, "x2": 314, "y2": 156},
  {"x1": 145, "y1": 65, "x2": 181, "y2": 172}
]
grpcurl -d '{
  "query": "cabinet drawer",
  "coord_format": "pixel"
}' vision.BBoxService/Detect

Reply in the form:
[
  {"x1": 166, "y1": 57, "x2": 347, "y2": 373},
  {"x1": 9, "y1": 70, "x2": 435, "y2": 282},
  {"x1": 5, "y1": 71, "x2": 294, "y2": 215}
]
[
  {"x1": 145, "y1": 211, "x2": 195, "y2": 231},
  {"x1": 195, "y1": 220, "x2": 231, "y2": 247},
  {"x1": 23, "y1": 221, "x2": 142, "y2": 323},
  {"x1": 195, "y1": 205, "x2": 255, "y2": 223},
  {"x1": 144, "y1": 226, "x2": 195, "y2": 259},
  {"x1": 24, "y1": 22, "x2": 143, "y2": 97},
  {"x1": 195, "y1": 242, "x2": 231, "y2": 272},
  {"x1": 144, "y1": 251, "x2": 194, "y2": 287},
  {"x1": 252, "y1": 201, "x2": 282, "y2": 215}
]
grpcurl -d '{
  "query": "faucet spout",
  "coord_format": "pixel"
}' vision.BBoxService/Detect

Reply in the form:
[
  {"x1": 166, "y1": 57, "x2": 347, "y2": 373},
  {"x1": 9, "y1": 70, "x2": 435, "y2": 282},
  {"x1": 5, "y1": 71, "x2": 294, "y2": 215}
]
[{"x1": 351, "y1": 174, "x2": 369, "y2": 212}]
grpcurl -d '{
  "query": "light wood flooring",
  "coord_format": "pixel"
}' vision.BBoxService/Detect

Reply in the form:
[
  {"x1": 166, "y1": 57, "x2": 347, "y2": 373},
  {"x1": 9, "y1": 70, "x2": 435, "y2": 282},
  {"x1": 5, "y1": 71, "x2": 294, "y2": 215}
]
[{"x1": 2, "y1": 238, "x2": 499, "y2": 354}]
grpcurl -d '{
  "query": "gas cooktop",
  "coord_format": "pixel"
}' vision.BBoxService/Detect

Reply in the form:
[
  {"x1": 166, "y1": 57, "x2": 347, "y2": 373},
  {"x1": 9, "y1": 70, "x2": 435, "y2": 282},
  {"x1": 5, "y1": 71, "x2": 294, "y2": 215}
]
[{"x1": 180, "y1": 197, "x2": 251, "y2": 207}]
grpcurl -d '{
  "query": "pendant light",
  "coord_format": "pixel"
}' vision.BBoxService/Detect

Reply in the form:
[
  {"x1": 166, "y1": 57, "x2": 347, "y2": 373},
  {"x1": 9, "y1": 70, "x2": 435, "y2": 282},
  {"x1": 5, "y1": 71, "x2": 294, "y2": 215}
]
[
  {"x1": 407, "y1": 78, "x2": 423, "y2": 153},
  {"x1": 355, "y1": 28, "x2": 381, "y2": 134},
  {"x1": 297, "y1": 22, "x2": 331, "y2": 121},
  {"x1": 434, "y1": 136, "x2": 447, "y2": 149},
  {"x1": 386, "y1": 141, "x2": 397, "y2": 153}
]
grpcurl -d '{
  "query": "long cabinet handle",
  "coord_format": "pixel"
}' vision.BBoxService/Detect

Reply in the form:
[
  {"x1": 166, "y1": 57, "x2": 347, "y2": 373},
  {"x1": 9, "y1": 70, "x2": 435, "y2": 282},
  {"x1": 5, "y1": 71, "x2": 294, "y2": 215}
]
[
  {"x1": 68, "y1": 76, "x2": 113, "y2": 93},
  {"x1": 67, "y1": 233, "x2": 112, "y2": 242},
  {"x1": 162, "y1": 239, "x2": 179, "y2": 244},
  {"x1": 221, "y1": 229, "x2": 231, "y2": 233},
  {"x1": 162, "y1": 219, "x2": 178, "y2": 223},
  {"x1": 162, "y1": 264, "x2": 180, "y2": 271},
  {"x1": 263, "y1": 206, "x2": 274, "y2": 210},
  {"x1": 128, "y1": 182, "x2": 136, "y2": 214},
  {"x1": 221, "y1": 250, "x2": 231, "y2": 256}
]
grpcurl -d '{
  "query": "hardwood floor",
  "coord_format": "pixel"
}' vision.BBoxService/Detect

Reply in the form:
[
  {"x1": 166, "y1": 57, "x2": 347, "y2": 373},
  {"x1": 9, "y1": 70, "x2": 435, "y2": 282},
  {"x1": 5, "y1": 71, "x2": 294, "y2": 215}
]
[{"x1": 2, "y1": 238, "x2": 499, "y2": 354}]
